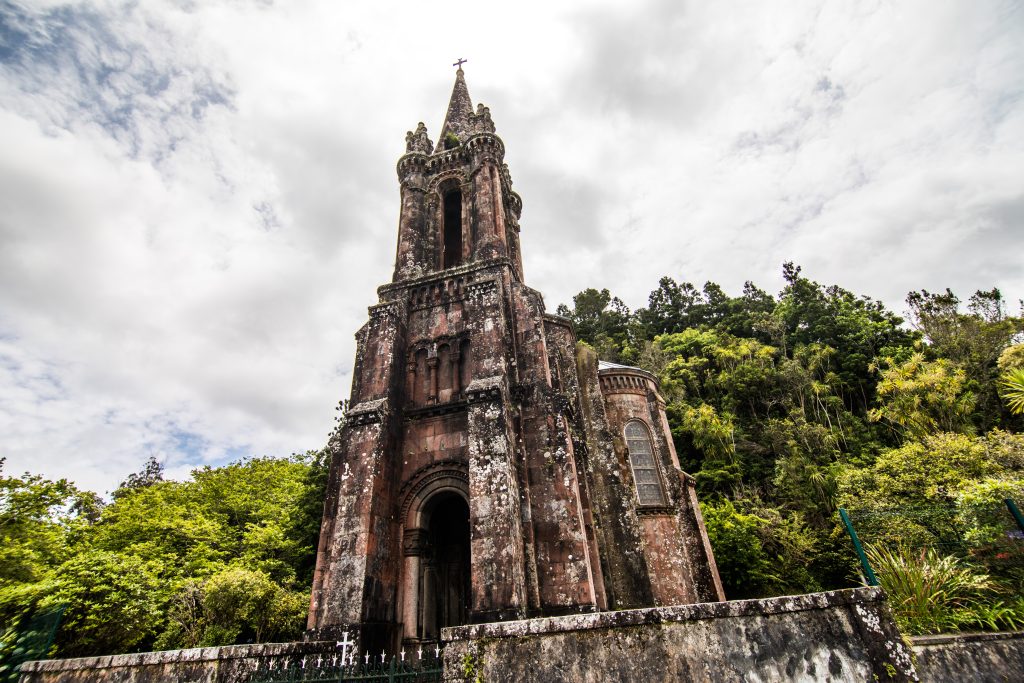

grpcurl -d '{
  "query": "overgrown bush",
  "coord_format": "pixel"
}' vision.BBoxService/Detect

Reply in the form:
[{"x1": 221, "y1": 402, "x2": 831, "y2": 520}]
[{"x1": 866, "y1": 544, "x2": 1024, "y2": 634}]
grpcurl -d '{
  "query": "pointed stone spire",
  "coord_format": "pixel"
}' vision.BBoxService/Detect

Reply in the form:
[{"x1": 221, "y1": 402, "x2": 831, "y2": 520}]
[{"x1": 435, "y1": 67, "x2": 474, "y2": 151}]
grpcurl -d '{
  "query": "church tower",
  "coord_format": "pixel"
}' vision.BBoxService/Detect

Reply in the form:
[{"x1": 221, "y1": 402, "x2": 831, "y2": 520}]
[{"x1": 308, "y1": 67, "x2": 723, "y2": 652}]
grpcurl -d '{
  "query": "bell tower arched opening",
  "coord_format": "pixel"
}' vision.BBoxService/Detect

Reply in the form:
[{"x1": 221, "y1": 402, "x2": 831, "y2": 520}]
[{"x1": 442, "y1": 189, "x2": 463, "y2": 269}]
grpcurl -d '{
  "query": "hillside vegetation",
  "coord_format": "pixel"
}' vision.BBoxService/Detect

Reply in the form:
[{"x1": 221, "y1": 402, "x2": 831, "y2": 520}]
[{"x1": 556, "y1": 263, "x2": 1024, "y2": 633}]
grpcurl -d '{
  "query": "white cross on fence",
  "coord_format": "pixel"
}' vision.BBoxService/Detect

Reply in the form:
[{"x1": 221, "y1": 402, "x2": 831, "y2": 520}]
[{"x1": 336, "y1": 630, "x2": 354, "y2": 665}]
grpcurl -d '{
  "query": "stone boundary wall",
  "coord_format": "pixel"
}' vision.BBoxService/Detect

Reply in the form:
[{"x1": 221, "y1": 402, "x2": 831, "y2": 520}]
[
  {"x1": 18, "y1": 641, "x2": 338, "y2": 683},
  {"x1": 440, "y1": 587, "x2": 918, "y2": 682},
  {"x1": 19, "y1": 591, "x2": 1024, "y2": 683},
  {"x1": 911, "y1": 631, "x2": 1024, "y2": 682}
]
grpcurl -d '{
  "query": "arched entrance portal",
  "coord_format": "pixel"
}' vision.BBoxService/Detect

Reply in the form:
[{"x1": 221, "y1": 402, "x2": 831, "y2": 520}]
[
  {"x1": 419, "y1": 493, "x2": 470, "y2": 640},
  {"x1": 401, "y1": 470, "x2": 472, "y2": 645}
]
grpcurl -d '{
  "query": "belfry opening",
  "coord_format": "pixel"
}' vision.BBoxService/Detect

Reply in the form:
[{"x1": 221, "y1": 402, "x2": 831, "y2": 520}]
[{"x1": 442, "y1": 189, "x2": 462, "y2": 268}]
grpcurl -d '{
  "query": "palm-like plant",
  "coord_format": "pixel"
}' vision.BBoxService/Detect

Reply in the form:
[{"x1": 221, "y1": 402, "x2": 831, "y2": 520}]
[
  {"x1": 866, "y1": 543, "x2": 1024, "y2": 634},
  {"x1": 999, "y1": 367, "x2": 1024, "y2": 414}
]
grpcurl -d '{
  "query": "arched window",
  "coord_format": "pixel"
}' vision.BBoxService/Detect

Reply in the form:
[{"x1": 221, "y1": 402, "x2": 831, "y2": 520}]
[{"x1": 624, "y1": 421, "x2": 666, "y2": 506}]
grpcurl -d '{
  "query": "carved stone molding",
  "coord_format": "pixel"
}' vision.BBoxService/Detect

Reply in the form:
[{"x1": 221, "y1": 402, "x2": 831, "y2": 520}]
[
  {"x1": 402, "y1": 528, "x2": 428, "y2": 556},
  {"x1": 400, "y1": 461, "x2": 470, "y2": 528}
]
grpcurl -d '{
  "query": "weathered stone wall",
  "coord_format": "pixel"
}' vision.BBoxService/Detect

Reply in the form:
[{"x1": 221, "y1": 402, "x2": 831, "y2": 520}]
[
  {"x1": 512, "y1": 286, "x2": 598, "y2": 615},
  {"x1": 911, "y1": 631, "x2": 1024, "y2": 682},
  {"x1": 571, "y1": 345, "x2": 653, "y2": 609},
  {"x1": 18, "y1": 641, "x2": 339, "y2": 683},
  {"x1": 591, "y1": 362, "x2": 725, "y2": 607},
  {"x1": 24, "y1": 598, "x2": 1024, "y2": 683},
  {"x1": 441, "y1": 587, "x2": 919, "y2": 682}
]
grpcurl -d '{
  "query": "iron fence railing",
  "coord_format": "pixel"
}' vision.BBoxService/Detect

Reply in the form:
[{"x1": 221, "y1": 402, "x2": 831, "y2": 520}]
[
  {"x1": 839, "y1": 498, "x2": 1024, "y2": 583},
  {"x1": 0, "y1": 604, "x2": 66, "y2": 683},
  {"x1": 244, "y1": 651, "x2": 444, "y2": 683}
]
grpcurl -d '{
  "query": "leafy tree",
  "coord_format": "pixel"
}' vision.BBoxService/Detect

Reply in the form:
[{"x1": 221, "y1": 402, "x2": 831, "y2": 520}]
[
  {"x1": 998, "y1": 344, "x2": 1024, "y2": 371},
  {"x1": 637, "y1": 277, "x2": 703, "y2": 336},
  {"x1": 838, "y1": 431, "x2": 1020, "y2": 510},
  {"x1": 837, "y1": 430, "x2": 1024, "y2": 569},
  {"x1": 556, "y1": 288, "x2": 632, "y2": 360},
  {"x1": 113, "y1": 456, "x2": 164, "y2": 499},
  {"x1": 197, "y1": 567, "x2": 307, "y2": 646},
  {"x1": 155, "y1": 581, "x2": 205, "y2": 649},
  {"x1": 89, "y1": 480, "x2": 232, "y2": 579},
  {"x1": 766, "y1": 416, "x2": 841, "y2": 521},
  {"x1": 775, "y1": 263, "x2": 916, "y2": 414},
  {"x1": 700, "y1": 499, "x2": 776, "y2": 598},
  {"x1": 0, "y1": 462, "x2": 94, "y2": 587},
  {"x1": 0, "y1": 453, "x2": 323, "y2": 657},
  {"x1": 44, "y1": 550, "x2": 166, "y2": 657},
  {"x1": 869, "y1": 353, "x2": 976, "y2": 438},
  {"x1": 700, "y1": 499, "x2": 820, "y2": 599},
  {"x1": 636, "y1": 277, "x2": 776, "y2": 341},
  {"x1": 906, "y1": 288, "x2": 1024, "y2": 430},
  {"x1": 286, "y1": 449, "x2": 331, "y2": 585}
]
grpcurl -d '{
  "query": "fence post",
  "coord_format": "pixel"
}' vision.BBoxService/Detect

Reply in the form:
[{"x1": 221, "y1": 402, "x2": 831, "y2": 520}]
[
  {"x1": 1007, "y1": 498, "x2": 1024, "y2": 534},
  {"x1": 839, "y1": 508, "x2": 879, "y2": 587},
  {"x1": 389, "y1": 654, "x2": 397, "y2": 683}
]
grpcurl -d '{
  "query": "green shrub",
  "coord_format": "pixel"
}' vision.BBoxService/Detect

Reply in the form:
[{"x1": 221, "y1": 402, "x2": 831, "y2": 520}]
[{"x1": 866, "y1": 543, "x2": 1023, "y2": 634}]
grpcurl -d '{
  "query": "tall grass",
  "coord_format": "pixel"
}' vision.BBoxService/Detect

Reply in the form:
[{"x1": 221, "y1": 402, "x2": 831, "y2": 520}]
[{"x1": 865, "y1": 543, "x2": 1024, "y2": 635}]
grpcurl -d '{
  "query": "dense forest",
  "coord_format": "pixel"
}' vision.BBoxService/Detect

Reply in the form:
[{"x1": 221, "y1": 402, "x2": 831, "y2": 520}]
[{"x1": 3, "y1": 263, "x2": 1024, "y2": 665}]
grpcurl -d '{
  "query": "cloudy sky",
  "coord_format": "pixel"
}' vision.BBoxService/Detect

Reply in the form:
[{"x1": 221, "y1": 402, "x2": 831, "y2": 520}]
[{"x1": 1, "y1": 0, "x2": 1021, "y2": 493}]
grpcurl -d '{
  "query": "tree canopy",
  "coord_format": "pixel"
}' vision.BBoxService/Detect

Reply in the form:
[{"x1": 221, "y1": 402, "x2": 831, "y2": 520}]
[
  {"x1": 561, "y1": 266, "x2": 1023, "y2": 628},
  {"x1": 0, "y1": 453, "x2": 327, "y2": 659}
]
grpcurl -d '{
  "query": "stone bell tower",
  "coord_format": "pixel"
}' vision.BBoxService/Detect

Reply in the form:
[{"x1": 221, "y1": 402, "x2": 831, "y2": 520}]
[{"x1": 307, "y1": 67, "x2": 723, "y2": 653}]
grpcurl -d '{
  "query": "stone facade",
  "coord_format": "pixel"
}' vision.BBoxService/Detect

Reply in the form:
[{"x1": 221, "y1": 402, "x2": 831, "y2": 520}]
[{"x1": 306, "y1": 68, "x2": 724, "y2": 654}]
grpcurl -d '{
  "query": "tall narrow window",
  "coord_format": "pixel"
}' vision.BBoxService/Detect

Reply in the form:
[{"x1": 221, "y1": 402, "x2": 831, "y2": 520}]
[
  {"x1": 443, "y1": 190, "x2": 462, "y2": 268},
  {"x1": 625, "y1": 421, "x2": 666, "y2": 506}
]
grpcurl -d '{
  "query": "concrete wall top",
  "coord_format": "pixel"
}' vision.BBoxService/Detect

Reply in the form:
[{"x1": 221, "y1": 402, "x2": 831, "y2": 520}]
[
  {"x1": 442, "y1": 587, "x2": 884, "y2": 641},
  {"x1": 18, "y1": 641, "x2": 336, "y2": 674}
]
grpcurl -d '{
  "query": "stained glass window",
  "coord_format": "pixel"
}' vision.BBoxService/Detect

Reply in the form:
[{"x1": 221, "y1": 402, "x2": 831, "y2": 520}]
[{"x1": 625, "y1": 420, "x2": 666, "y2": 506}]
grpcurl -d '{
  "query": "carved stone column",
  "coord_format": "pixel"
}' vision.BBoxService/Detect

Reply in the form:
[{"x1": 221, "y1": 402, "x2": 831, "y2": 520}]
[
  {"x1": 427, "y1": 357, "x2": 439, "y2": 404},
  {"x1": 450, "y1": 349, "x2": 462, "y2": 396},
  {"x1": 402, "y1": 529, "x2": 427, "y2": 642}
]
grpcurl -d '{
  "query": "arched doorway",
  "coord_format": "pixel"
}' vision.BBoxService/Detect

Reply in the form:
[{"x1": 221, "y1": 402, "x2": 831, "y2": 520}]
[{"x1": 418, "y1": 492, "x2": 470, "y2": 641}]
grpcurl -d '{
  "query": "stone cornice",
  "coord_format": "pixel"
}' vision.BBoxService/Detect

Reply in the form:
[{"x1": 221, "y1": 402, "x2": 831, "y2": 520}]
[{"x1": 396, "y1": 133, "x2": 506, "y2": 180}]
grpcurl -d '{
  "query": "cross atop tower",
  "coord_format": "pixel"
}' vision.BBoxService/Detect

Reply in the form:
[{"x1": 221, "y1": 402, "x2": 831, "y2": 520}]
[{"x1": 453, "y1": 58, "x2": 467, "y2": 70}]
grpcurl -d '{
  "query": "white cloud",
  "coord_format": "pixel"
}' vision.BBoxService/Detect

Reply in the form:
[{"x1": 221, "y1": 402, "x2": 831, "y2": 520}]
[{"x1": 0, "y1": 0, "x2": 1021, "y2": 491}]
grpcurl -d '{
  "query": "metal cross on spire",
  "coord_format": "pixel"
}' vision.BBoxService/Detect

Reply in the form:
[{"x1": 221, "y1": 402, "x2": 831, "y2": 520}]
[{"x1": 453, "y1": 58, "x2": 467, "y2": 69}]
